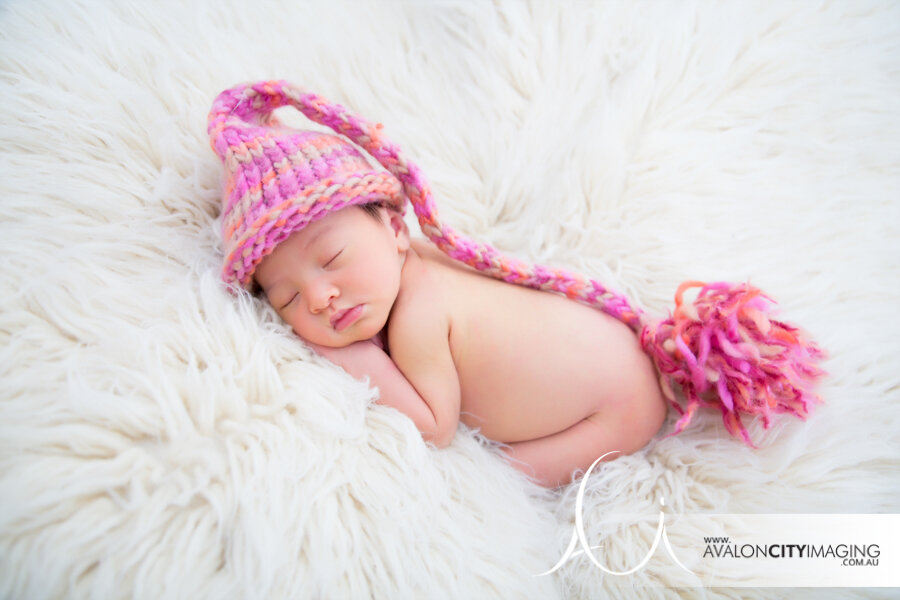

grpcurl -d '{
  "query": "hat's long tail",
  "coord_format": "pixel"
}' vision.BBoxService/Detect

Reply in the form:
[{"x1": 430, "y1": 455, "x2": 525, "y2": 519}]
[{"x1": 208, "y1": 80, "x2": 642, "y2": 328}]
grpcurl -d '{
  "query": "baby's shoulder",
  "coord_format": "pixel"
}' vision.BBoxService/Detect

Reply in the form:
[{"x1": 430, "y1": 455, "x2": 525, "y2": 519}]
[
  {"x1": 409, "y1": 237, "x2": 476, "y2": 274},
  {"x1": 387, "y1": 250, "x2": 451, "y2": 349}
]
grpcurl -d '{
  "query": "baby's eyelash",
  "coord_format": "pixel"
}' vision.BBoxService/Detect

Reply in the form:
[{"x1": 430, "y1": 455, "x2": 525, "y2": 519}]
[
  {"x1": 324, "y1": 249, "x2": 343, "y2": 267},
  {"x1": 280, "y1": 293, "x2": 297, "y2": 309}
]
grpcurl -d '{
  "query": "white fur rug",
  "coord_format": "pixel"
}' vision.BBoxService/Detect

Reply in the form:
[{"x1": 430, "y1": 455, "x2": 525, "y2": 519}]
[{"x1": 2, "y1": 1, "x2": 898, "y2": 598}]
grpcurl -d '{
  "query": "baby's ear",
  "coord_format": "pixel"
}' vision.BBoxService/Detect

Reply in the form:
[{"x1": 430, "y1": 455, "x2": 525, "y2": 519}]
[{"x1": 384, "y1": 207, "x2": 410, "y2": 251}]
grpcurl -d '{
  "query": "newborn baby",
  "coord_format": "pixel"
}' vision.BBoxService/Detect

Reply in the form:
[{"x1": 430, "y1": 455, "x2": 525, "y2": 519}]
[
  {"x1": 210, "y1": 81, "x2": 824, "y2": 489},
  {"x1": 253, "y1": 203, "x2": 666, "y2": 488}
]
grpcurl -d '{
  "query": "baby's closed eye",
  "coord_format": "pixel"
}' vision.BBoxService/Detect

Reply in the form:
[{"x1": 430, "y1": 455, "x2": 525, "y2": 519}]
[
  {"x1": 323, "y1": 248, "x2": 343, "y2": 268},
  {"x1": 279, "y1": 292, "x2": 298, "y2": 309}
]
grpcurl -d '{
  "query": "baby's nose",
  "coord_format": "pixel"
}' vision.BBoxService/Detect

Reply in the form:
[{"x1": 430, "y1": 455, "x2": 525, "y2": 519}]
[{"x1": 307, "y1": 281, "x2": 338, "y2": 312}]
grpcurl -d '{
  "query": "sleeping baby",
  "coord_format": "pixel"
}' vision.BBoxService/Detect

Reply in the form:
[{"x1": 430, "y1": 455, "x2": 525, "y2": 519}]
[
  {"x1": 208, "y1": 81, "x2": 823, "y2": 488},
  {"x1": 253, "y1": 203, "x2": 665, "y2": 488}
]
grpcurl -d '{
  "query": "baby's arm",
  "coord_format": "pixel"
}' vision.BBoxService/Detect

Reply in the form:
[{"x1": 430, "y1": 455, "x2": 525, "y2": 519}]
[
  {"x1": 306, "y1": 339, "x2": 442, "y2": 444},
  {"x1": 388, "y1": 307, "x2": 461, "y2": 448}
]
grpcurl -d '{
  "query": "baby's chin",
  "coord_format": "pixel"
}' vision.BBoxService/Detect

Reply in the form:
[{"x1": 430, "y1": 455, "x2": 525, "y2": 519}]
[
  {"x1": 302, "y1": 318, "x2": 385, "y2": 349},
  {"x1": 347, "y1": 319, "x2": 386, "y2": 346}
]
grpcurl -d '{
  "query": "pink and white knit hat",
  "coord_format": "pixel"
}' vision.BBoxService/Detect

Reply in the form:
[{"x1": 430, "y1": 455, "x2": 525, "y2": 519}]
[
  {"x1": 208, "y1": 80, "x2": 826, "y2": 446},
  {"x1": 208, "y1": 83, "x2": 405, "y2": 289}
]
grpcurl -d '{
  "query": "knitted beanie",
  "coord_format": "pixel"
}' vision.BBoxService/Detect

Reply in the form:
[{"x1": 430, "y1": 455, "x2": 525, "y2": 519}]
[
  {"x1": 208, "y1": 84, "x2": 405, "y2": 289},
  {"x1": 208, "y1": 80, "x2": 826, "y2": 446}
]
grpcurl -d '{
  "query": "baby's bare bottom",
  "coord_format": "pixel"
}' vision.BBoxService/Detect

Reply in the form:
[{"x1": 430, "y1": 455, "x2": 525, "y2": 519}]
[{"x1": 500, "y1": 380, "x2": 667, "y2": 488}]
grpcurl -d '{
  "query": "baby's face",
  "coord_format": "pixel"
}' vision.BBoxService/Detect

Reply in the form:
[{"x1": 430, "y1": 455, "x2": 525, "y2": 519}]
[{"x1": 254, "y1": 206, "x2": 409, "y2": 348}]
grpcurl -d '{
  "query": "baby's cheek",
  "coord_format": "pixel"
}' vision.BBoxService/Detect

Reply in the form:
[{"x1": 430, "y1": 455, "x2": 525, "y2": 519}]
[{"x1": 287, "y1": 315, "x2": 317, "y2": 341}]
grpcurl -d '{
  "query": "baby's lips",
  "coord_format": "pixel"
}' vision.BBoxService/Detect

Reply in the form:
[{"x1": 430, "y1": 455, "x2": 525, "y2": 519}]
[
  {"x1": 332, "y1": 304, "x2": 364, "y2": 332},
  {"x1": 330, "y1": 307, "x2": 351, "y2": 328}
]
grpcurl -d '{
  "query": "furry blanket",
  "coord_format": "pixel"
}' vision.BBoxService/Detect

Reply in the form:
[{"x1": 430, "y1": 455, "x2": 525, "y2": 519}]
[{"x1": 2, "y1": 1, "x2": 898, "y2": 598}]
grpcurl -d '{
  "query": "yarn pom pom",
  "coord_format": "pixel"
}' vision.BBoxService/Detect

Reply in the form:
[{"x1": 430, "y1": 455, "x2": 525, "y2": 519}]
[{"x1": 640, "y1": 281, "x2": 826, "y2": 446}]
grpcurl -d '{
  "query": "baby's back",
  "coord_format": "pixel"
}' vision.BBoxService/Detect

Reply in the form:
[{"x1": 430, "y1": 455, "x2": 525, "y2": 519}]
[{"x1": 408, "y1": 239, "x2": 662, "y2": 444}]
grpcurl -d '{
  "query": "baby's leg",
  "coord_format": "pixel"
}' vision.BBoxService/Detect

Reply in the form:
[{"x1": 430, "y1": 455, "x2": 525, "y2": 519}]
[{"x1": 500, "y1": 398, "x2": 666, "y2": 488}]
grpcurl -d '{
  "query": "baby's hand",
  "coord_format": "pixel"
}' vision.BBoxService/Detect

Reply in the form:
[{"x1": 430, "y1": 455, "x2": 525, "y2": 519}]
[{"x1": 301, "y1": 334, "x2": 443, "y2": 446}]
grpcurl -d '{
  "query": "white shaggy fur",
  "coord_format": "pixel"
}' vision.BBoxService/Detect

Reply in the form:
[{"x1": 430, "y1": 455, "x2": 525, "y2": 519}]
[{"x1": 1, "y1": 1, "x2": 898, "y2": 598}]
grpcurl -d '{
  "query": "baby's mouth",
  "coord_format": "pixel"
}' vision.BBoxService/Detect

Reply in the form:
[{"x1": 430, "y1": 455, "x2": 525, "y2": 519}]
[{"x1": 331, "y1": 304, "x2": 364, "y2": 332}]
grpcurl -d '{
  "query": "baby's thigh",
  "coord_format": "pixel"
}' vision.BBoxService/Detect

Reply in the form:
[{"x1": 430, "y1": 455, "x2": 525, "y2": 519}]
[{"x1": 502, "y1": 396, "x2": 666, "y2": 488}]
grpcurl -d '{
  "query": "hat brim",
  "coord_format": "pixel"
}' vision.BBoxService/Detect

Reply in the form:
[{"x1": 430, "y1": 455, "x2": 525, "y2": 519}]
[{"x1": 222, "y1": 170, "x2": 405, "y2": 289}]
